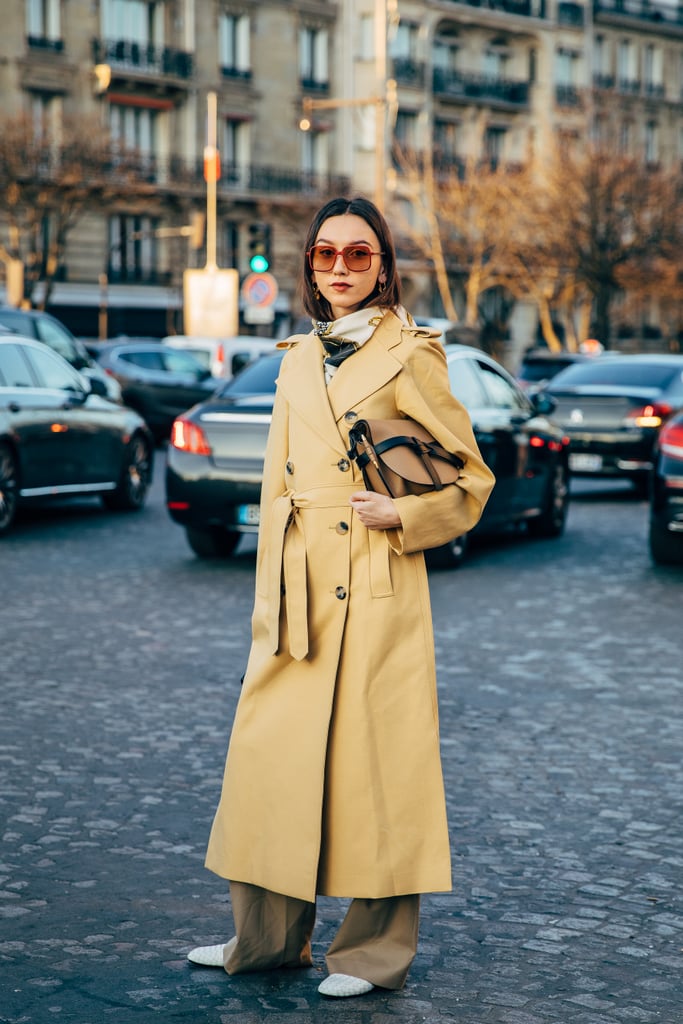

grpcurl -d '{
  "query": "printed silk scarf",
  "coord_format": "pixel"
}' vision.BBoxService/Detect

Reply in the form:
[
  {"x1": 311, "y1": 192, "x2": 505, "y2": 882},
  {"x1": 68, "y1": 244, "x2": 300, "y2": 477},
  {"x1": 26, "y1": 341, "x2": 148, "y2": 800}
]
[{"x1": 313, "y1": 306, "x2": 413, "y2": 384}]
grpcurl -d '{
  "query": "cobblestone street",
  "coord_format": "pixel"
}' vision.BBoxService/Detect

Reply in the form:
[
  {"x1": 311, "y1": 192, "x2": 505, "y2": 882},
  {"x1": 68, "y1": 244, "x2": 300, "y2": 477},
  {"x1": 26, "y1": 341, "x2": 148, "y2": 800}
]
[{"x1": 1, "y1": 477, "x2": 682, "y2": 1023}]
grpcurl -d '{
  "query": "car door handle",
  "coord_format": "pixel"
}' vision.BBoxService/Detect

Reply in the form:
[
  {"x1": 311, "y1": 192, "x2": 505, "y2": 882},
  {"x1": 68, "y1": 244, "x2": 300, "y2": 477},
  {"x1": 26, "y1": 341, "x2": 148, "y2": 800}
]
[{"x1": 8, "y1": 401, "x2": 20, "y2": 413}]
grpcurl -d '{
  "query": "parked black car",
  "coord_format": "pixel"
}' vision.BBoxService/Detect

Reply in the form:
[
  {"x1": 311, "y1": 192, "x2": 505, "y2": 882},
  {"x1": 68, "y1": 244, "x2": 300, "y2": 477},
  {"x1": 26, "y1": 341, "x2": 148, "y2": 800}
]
[
  {"x1": 516, "y1": 350, "x2": 592, "y2": 393},
  {"x1": 91, "y1": 339, "x2": 220, "y2": 442},
  {"x1": 0, "y1": 305, "x2": 121, "y2": 402},
  {"x1": 166, "y1": 345, "x2": 570, "y2": 565},
  {"x1": 649, "y1": 410, "x2": 683, "y2": 566},
  {"x1": 544, "y1": 354, "x2": 683, "y2": 495},
  {"x1": 0, "y1": 337, "x2": 154, "y2": 536}
]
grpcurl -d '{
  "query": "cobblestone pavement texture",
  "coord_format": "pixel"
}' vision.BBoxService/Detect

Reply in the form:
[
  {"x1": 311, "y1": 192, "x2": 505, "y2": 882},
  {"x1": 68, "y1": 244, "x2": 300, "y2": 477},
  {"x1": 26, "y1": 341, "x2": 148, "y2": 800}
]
[{"x1": 1, "y1": 471, "x2": 681, "y2": 1024}]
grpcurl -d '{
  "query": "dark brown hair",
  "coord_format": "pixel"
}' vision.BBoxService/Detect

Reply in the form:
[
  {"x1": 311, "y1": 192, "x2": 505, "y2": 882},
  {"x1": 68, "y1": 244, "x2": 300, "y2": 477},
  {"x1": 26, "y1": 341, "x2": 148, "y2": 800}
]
[{"x1": 301, "y1": 196, "x2": 402, "y2": 321}]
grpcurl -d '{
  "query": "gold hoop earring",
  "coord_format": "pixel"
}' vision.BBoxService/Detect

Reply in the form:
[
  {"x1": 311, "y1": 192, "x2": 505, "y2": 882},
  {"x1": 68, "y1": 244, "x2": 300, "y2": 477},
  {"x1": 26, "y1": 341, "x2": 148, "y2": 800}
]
[
  {"x1": 313, "y1": 281, "x2": 320, "y2": 299},
  {"x1": 378, "y1": 280, "x2": 386, "y2": 293}
]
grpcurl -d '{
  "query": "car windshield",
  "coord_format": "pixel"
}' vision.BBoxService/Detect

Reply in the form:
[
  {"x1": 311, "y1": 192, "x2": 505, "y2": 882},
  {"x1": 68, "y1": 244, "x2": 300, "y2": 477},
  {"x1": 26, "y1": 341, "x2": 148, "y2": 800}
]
[
  {"x1": 520, "y1": 358, "x2": 577, "y2": 382},
  {"x1": 548, "y1": 360, "x2": 681, "y2": 391},
  {"x1": 219, "y1": 353, "x2": 283, "y2": 395}
]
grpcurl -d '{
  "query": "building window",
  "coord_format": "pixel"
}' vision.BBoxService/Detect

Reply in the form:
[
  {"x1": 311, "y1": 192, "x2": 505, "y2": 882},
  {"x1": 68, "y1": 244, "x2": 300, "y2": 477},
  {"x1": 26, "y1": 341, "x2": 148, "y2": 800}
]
[
  {"x1": 101, "y1": 0, "x2": 164, "y2": 46},
  {"x1": 110, "y1": 104, "x2": 157, "y2": 153},
  {"x1": 643, "y1": 44, "x2": 663, "y2": 96},
  {"x1": 617, "y1": 39, "x2": 637, "y2": 92},
  {"x1": 556, "y1": 48, "x2": 580, "y2": 105},
  {"x1": 301, "y1": 128, "x2": 328, "y2": 179},
  {"x1": 483, "y1": 47, "x2": 507, "y2": 79},
  {"x1": 359, "y1": 15, "x2": 374, "y2": 60},
  {"x1": 219, "y1": 12, "x2": 250, "y2": 77},
  {"x1": 108, "y1": 214, "x2": 159, "y2": 284},
  {"x1": 484, "y1": 126, "x2": 506, "y2": 167},
  {"x1": 645, "y1": 121, "x2": 659, "y2": 165},
  {"x1": 26, "y1": 0, "x2": 61, "y2": 44},
  {"x1": 434, "y1": 120, "x2": 460, "y2": 172},
  {"x1": 619, "y1": 119, "x2": 633, "y2": 154},
  {"x1": 395, "y1": 109, "x2": 419, "y2": 153},
  {"x1": 30, "y1": 93, "x2": 61, "y2": 143},
  {"x1": 433, "y1": 39, "x2": 458, "y2": 74},
  {"x1": 222, "y1": 117, "x2": 250, "y2": 185},
  {"x1": 300, "y1": 26, "x2": 328, "y2": 89}
]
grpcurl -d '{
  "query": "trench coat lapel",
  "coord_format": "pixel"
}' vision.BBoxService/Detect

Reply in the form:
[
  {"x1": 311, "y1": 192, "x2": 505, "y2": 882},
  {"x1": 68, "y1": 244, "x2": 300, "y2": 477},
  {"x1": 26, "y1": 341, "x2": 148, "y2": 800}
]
[
  {"x1": 276, "y1": 334, "x2": 347, "y2": 455},
  {"x1": 326, "y1": 310, "x2": 404, "y2": 424}
]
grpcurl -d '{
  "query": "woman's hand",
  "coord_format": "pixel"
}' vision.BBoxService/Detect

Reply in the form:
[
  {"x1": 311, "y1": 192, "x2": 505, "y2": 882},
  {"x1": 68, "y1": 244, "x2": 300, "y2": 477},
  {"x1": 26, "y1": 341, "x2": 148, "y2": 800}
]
[{"x1": 349, "y1": 491, "x2": 402, "y2": 530}]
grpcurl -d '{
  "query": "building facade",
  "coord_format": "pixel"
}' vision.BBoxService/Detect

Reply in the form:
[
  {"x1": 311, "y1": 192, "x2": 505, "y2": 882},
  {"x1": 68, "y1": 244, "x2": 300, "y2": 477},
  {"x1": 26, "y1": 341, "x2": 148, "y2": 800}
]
[{"x1": 0, "y1": 0, "x2": 682, "y2": 340}]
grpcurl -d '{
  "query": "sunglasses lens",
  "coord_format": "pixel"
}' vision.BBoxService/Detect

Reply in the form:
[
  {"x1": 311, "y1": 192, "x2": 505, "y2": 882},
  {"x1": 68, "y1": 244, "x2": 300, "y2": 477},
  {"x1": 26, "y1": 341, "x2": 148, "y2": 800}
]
[
  {"x1": 309, "y1": 245, "x2": 373, "y2": 271},
  {"x1": 344, "y1": 247, "x2": 372, "y2": 271}
]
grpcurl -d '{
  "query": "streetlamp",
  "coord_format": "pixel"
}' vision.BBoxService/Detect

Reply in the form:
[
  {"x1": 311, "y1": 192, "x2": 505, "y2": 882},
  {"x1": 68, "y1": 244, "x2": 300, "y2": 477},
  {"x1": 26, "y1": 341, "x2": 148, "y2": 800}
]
[{"x1": 299, "y1": 0, "x2": 397, "y2": 212}]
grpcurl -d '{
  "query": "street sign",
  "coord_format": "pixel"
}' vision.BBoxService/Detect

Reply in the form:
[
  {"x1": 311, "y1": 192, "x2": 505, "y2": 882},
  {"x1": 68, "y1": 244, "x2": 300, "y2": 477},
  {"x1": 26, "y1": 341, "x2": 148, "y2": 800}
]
[
  {"x1": 241, "y1": 271, "x2": 278, "y2": 309},
  {"x1": 183, "y1": 268, "x2": 239, "y2": 337},
  {"x1": 244, "y1": 304, "x2": 275, "y2": 325}
]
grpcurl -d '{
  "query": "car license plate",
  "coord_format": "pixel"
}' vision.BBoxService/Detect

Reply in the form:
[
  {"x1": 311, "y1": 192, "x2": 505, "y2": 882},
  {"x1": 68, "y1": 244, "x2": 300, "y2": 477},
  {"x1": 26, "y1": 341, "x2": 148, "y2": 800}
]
[
  {"x1": 237, "y1": 503, "x2": 260, "y2": 526},
  {"x1": 569, "y1": 453, "x2": 603, "y2": 472}
]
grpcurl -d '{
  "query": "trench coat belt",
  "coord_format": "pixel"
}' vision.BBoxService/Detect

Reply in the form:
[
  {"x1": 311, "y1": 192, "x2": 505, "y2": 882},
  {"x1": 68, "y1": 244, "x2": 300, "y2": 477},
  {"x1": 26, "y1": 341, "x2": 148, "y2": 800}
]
[{"x1": 267, "y1": 487, "x2": 394, "y2": 661}]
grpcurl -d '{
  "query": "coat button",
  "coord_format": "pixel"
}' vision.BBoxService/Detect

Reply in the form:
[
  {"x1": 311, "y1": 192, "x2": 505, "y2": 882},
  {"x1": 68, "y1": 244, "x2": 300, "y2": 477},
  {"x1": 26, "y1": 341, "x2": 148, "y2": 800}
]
[
  {"x1": 335, "y1": 521, "x2": 349, "y2": 535},
  {"x1": 344, "y1": 411, "x2": 358, "y2": 423},
  {"x1": 337, "y1": 458, "x2": 350, "y2": 472},
  {"x1": 285, "y1": 461, "x2": 294, "y2": 475},
  {"x1": 335, "y1": 586, "x2": 347, "y2": 600}
]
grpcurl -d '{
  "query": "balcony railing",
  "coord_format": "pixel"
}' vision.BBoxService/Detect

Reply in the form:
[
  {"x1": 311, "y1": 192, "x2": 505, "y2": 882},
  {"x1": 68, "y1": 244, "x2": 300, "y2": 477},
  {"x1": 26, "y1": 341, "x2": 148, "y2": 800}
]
[
  {"x1": 433, "y1": 67, "x2": 530, "y2": 106},
  {"x1": 391, "y1": 57, "x2": 426, "y2": 88},
  {"x1": 10, "y1": 147, "x2": 349, "y2": 199},
  {"x1": 555, "y1": 83, "x2": 583, "y2": 106},
  {"x1": 27, "y1": 35, "x2": 64, "y2": 52},
  {"x1": 557, "y1": 1, "x2": 585, "y2": 25},
  {"x1": 91, "y1": 38, "x2": 194, "y2": 79},
  {"x1": 593, "y1": 0, "x2": 683, "y2": 27},
  {"x1": 220, "y1": 65, "x2": 252, "y2": 82},
  {"x1": 443, "y1": 0, "x2": 546, "y2": 17}
]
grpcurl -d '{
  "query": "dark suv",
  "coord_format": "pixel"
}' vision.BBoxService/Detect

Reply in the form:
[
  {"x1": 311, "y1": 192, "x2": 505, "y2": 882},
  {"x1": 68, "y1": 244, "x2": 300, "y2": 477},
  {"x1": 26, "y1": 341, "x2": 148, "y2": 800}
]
[{"x1": 0, "y1": 306, "x2": 121, "y2": 402}]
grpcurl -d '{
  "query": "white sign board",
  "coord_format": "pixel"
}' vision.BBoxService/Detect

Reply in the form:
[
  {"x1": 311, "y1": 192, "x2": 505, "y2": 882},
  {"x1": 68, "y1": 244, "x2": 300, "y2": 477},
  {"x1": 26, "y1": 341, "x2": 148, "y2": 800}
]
[{"x1": 183, "y1": 268, "x2": 239, "y2": 337}]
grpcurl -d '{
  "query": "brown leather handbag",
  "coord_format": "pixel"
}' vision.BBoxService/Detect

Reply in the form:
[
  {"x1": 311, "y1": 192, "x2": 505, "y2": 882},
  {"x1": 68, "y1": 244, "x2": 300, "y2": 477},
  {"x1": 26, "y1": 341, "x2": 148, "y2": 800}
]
[{"x1": 347, "y1": 418, "x2": 464, "y2": 498}]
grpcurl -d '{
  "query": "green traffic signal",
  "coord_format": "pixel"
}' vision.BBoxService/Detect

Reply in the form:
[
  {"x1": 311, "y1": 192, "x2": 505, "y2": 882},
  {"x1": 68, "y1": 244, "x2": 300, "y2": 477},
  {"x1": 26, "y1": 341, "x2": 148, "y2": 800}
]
[{"x1": 249, "y1": 253, "x2": 269, "y2": 273}]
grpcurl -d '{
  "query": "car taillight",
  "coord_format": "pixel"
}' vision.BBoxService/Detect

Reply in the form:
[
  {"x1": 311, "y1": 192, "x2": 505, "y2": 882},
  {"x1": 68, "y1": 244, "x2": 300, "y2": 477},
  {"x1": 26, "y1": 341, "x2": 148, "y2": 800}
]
[
  {"x1": 624, "y1": 402, "x2": 673, "y2": 428},
  {"x1": 170, "y1": 416, "x2": 212, "y2": 455},
  {"x1": 659, "y1": 419, "x2": 683, "y2": 461},
  {"x1": 216, "y1": 343, "x2": 225, "y2": 374}
]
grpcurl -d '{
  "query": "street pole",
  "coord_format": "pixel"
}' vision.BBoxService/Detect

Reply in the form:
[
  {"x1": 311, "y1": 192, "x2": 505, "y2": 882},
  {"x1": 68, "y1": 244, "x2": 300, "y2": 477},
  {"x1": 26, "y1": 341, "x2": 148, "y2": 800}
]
[
  {"x1": 374, "y1": 0, "x2": 387, "y2": 213},
  {"x1": 204, "y1": 91, "x2": 218, "y2": 271}
]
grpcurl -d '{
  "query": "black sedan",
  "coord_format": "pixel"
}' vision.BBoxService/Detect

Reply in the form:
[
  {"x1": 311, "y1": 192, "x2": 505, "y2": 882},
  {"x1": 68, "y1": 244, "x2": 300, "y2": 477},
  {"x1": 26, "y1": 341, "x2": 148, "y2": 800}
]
[
  {"x1": 0, "y1": 305, "x2": 122, "y2": 402},
  {"x1": 649, "y1": 410, "x2": 683, "y2": 566},
  {"x1": 544, "y1": 354, "x2": 683, "y2": 495},
  {"x1": 91, "y1": 339, "x2": 220, "y2": 442},
  {"x1": 0, "y1": 336, "x2": 154, "y2": 536},
  {"x1": 166, "y1": 345, "x2": 570, "y2": 565}
]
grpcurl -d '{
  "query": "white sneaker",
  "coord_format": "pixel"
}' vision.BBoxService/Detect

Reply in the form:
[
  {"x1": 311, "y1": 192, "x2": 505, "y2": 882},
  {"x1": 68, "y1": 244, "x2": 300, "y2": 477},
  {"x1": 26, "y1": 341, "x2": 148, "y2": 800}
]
[
  {"x1": 187, "y1": 937, "x2": 236, "y2": 967},
  {"x1": 318, "y1": 973, "x2": 375, "y2": 997}
]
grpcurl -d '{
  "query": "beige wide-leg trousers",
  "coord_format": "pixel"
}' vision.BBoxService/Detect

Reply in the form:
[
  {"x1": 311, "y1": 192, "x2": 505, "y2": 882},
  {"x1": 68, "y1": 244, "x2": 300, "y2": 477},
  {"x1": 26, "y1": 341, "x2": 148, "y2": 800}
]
[{"x1": 223, "y1": 881, "x2": 420, "y2": 990}]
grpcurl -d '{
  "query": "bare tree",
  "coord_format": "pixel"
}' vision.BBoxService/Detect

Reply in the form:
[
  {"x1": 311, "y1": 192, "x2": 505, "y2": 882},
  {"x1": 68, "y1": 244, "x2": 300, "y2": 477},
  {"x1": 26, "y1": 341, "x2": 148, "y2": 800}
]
[{"x1": 0, "y1": 115, "x2": 150, "y2": 308}]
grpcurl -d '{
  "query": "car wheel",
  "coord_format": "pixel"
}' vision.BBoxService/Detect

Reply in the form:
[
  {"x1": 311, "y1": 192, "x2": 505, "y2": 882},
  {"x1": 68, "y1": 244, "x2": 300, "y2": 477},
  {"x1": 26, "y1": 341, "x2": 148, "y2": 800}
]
[
  {"x1": 649, "y1": 516, "x2": 683, "y2": 566},
  {"x1": 185, "y1": 525, "x2": 240, "y2": 559},
  {"x1": 427, "y1": 532, "x2": 469, "y2": 570},
  {"x1": 528, "y1": 461, "x2": 569, "y2": 539},
  {"x1": 102, "y1": 433, "x2": 153, "y2": 511},
  {"x1": 0, "y1": 443, "x2": 18, "y2": 537}
]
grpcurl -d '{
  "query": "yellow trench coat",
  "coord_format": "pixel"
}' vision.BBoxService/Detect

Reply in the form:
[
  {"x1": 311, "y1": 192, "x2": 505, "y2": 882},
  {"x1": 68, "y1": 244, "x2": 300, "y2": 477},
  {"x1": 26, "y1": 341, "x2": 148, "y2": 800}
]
[{"x1": 205, "y1": 312, "x2": 495, "y2": 902}]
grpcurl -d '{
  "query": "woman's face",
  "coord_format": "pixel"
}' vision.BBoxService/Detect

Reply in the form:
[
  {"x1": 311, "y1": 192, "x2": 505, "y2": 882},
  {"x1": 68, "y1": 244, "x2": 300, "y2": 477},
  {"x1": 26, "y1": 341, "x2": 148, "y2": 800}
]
[{"x1": 310, "y1": 214, "x2": 386, "y2": 320}]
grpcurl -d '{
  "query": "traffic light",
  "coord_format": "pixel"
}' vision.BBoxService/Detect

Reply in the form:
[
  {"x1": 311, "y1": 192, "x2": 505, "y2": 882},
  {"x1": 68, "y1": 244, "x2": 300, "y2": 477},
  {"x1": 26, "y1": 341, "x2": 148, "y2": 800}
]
[{"x1": 248, "y1": 221, "x2": 271, "y2": 273}]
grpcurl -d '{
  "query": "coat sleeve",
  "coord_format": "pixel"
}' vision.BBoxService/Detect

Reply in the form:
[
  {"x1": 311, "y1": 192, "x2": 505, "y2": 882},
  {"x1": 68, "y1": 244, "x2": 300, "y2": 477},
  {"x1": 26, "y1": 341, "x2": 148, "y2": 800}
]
[{"x1": 387, "y1": 337, "x2": 496, "y2": 555}]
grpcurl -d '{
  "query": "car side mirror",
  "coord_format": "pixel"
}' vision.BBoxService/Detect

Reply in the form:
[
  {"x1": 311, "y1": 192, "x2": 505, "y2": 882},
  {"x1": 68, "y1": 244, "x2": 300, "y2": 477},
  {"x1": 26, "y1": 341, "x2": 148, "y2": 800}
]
[
  {"x1": 531, "y1": 392, "x2": 556, "y2": 416},
  {"x1": 87, "y1": 376, "x2": 108, "y2": 397}
]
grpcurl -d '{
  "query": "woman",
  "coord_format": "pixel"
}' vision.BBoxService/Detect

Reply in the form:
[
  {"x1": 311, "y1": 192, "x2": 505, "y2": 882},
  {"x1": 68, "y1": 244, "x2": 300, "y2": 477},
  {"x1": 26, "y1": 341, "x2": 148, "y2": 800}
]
[{"x1": 188, "y1": 196, "x2": 495, "y2": 998}]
